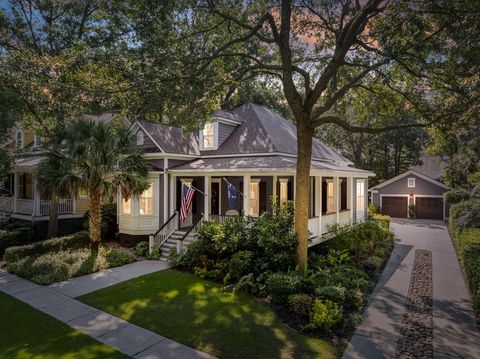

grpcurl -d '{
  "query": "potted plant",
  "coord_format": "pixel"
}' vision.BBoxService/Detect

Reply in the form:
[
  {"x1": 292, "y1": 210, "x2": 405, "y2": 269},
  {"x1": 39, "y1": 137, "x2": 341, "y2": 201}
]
[{"x1": 408, "y1": 204, "x2": 416, "y2": 219}]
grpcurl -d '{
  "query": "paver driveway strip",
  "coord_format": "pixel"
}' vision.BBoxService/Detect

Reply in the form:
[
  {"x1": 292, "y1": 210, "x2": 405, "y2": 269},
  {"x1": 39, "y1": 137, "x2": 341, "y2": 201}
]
[
  {"x1": 0, "y1": 264, "x2": 213, "y2": 359},
  {"x1": 343, "y1": 219, "x2": 480, "y2": 359}
]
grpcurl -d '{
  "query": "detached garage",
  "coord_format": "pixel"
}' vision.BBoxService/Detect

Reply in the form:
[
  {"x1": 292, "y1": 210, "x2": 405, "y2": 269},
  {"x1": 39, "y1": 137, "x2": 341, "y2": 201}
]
[{"x1": 369, "y1": 170, "x2": 451, "y2": 220}]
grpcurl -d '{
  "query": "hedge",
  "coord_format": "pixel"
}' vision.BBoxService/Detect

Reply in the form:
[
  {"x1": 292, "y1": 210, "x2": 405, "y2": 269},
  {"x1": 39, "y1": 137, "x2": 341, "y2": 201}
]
[
  {"x1": 4, "y1": 231, "x2": 89, "y2": 262},
  {"x1": 451, "y1": 227, "x2": 480, "y2": 318},
  {"x1": 0, "y1": 224, "x2": 34, "y2": 256}
]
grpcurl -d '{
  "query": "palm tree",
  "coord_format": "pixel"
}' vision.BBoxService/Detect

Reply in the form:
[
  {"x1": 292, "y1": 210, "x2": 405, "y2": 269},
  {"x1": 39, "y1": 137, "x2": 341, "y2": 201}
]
[{"x1": 36, "y1": 119, "x2": 149, "y2": 245}]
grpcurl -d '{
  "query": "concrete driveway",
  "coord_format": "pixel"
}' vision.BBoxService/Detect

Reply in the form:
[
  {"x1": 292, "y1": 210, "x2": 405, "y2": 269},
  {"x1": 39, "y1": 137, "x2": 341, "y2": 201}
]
[{"x1": 343, "y1": 219, "x2": 480, "y2": 359}]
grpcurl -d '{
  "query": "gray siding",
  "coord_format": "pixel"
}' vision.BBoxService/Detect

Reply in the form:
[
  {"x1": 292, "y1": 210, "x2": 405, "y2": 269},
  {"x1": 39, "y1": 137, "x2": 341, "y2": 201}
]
[
  {"x1": 135, "y1": 128, "x2": 157, "y2": 150},
  {"x1": 377, "y1": 174, "x2": 447, "y2": 196},
  {"x1": 218, "y1": 122, "x2": 237, "y2": 146}
]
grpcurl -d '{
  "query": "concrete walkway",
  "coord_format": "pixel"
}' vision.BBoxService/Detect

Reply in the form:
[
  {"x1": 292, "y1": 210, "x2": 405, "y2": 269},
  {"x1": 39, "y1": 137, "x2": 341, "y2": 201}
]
[
  {"x1": 0, "y1": 263, "x2": 213, "y2": 359},
  {"x1": 343, "y1": 219, "x2": 480, "y2": 359},
  {"x1": 48, "y1": 260, "x2": 170, "y2": 297}
]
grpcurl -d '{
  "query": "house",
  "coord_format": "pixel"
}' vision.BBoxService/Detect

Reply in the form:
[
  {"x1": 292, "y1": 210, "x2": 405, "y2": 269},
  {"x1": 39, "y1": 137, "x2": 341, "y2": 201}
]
[
  {"x1": 1, "y1": 103, "x2": 374, "y2": 248},
  {"x1": 119, "y1": 103, "x2": 374, "y2": 255},
  {"x1": 0, "y1": 113, "x2": 123, "y2": 238},
  {"x1": 369, "y1": 167, "x2": 451, "y2": 220}
]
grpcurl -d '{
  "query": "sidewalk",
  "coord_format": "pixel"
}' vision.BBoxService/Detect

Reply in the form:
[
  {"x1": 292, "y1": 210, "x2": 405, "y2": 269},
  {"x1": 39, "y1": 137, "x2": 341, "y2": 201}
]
[
  {"x1": 0, "y1": 265, "x2": 213, "y2": 359},
  {"x1": 342, "y1": 219, "x2": 480, "y2": 359},
  {"x1": 48, "y1": 260, "x2": 170, "y2": 297}
]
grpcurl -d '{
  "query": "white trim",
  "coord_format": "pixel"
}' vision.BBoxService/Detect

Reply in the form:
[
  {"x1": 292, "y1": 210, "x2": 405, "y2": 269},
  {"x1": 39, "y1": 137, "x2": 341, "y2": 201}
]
[
  {"x1": 136, "y1": 130, "x2": 144, "y2": 145},
  {"x1": 15, "y1": 130, "x2": 24, "y2": 148},
  {"x1": 163, "y1": 159, "x2": 168, "y2": 222},
  {"x1": 243, "y1": 175, "x2": 250, "y2": 215},
  {"x1": 199, "y1": 121, "x2": 219, "y2": 151},
  {"x1": 369, "y1": 169, "x2": 451, "y2": 191},
  {"x1": 133, "y1": 121, "x2": 166, "y2": 152},
  {"x1": 211, "y1": 116, "x2": 242, "y2": 126},
  {"x1": 379, "y1": 194, "x2": 409, "y2": 218},
  {"x1": 407, "y1": 177, "x2": 415, "y2": 188}
]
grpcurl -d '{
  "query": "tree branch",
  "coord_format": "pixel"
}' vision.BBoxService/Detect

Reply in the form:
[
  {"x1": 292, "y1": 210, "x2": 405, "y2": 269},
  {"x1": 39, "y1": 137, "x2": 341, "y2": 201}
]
[{"x1": 315, "y1": 115, "x2": 429, "y2": 133}]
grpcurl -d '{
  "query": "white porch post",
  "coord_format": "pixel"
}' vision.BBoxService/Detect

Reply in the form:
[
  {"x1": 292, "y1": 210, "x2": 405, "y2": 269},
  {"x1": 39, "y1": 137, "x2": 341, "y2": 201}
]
[
  {"x1": 293, "y1": 175, "x2": 296, "y2": 201},
  {"x1": 169, "y1": 174, "x2": 175, "y2": 216},
  {"x1": 33, "y1": 178, "x2": 40, "y2": 216},
  {"x1": 13, "y1": 172, "x2": 19, "y2": 213},
  {"x1": 349, "y1": 177, "x2": 354, "y2": 222},
  {"x1": 316, "y1": 175, "x2": 322, "y2": 236},
  {"x1": 243, "y1": 175, "x2": 250, "y2": 216},
  {"x1": 163, "y1": 159, "x2": 169, "y2": 222},
  {"x1": 350, "y1": 178, "x2": 356, "y2": 222},
  {"x1": 204, "y1": 175, "x2": 210, "y2": 220},
  {"x1": 272, "y1": 175, "x2": 277, "y2": 201},
  {"x1": 334, "y1": 176, "x2": 340, "y2": 223}
]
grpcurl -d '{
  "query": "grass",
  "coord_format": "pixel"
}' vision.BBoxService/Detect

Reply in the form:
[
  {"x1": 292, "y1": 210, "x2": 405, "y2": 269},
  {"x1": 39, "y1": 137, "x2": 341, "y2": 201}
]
[
  {"x1": 79, "y1": 269, "x2": 338, "y2": 359},
  {"x1": 0, "y1": 292, "x2": 128, "y2": 359}
]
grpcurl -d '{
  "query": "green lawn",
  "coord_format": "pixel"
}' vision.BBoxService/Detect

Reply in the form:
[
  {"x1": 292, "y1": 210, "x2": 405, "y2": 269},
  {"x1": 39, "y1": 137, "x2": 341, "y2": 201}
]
[
  {"x1": 79, "y1": 269, "x2": 338, "y2": 359},
  {"x1": 0, "y1": 292, "x2": 128, "y2": 359}
]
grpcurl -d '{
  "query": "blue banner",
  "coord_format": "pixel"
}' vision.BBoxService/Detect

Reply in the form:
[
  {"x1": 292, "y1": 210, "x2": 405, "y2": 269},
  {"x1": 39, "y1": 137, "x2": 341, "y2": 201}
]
[{"x1": 226, "y1": 179, "x2": 240, "y2": 210}]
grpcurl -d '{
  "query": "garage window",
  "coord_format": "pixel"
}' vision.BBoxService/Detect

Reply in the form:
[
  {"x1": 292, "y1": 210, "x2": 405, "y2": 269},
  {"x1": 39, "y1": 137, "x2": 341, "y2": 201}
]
[{"x1": 408, "y1": 178, "x2": 415, "y2": 188}]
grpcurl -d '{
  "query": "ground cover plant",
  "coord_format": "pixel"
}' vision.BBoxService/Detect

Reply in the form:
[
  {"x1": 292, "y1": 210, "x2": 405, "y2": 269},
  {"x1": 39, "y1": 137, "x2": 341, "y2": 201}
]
[
  {"x1": 170, "y1": 201, "x2": 394, "y2": 341},
  {"x1": 80, "y1": 269, "x2": 337, "y2": 359},
  {"x1": 0, "y1": 291, "x2": 127, "y2": 359},
  {"x1": 5, "y1": 232, "x2": 135, "y2": 284}
]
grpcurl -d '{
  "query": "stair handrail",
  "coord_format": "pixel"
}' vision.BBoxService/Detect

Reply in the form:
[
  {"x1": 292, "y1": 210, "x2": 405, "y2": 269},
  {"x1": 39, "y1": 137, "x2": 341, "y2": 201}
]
[
  {"x1": 180, "y1": 213, "x2": 204, "y2": 244},
  {"x1": 150, "y1": 211, "x2": 179, "y2": 252}
]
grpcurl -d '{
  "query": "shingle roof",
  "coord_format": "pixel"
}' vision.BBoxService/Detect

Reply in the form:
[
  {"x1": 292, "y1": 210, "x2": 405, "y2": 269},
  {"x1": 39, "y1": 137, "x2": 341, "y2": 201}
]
[
  {"x1": 169, "y1": 155, "x2": 373, "y2": 175},
  {"x1": 410, "y1": 155, "x2": 448, "y2": 180},
  {"x1": 138, "y1": 120, "x2": 200, "y2": 155},
  {"x1": 211, "y1": 109, "x2": 244, "y2": 123}
]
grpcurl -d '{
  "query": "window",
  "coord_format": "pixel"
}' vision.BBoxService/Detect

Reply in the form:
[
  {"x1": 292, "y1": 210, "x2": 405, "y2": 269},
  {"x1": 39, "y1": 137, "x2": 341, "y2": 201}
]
[
  {"x1": 201, "y1": 122, "x2": 215, "y2": 150},
  {"x1": 279, "y1": 179, "x2": 289, "y2": 206},
  {"x1": 136, "y1": 130, "x2": 144, "y2": 145},
  {"x1": 16, "y1": 131, "x2": 24, "y2": 148},
  {"x1": 122, "y1": 196, "x2": 131, "y2": 214},
  {"x1": 309, "y1": 177, "x2": 316, "y2": 218},
  {"x1": 356, "y1": 180, "x2": 365, "y2": 219},
  {"x1": 408, "y1": 177, "x2": 416, "y2": 188},
  {"x1": 140, "y1": 183, "x2": 153, "y2": 215},
  {"x1": 340, "y1": 178, "x2": 348, "y2": 210},
  {"x1": 249, "y1": 180, "x2": 260, "y2": 216},
  {"x1": 79, "y1": 189, "x2": 88, "y2": 199},
  {"x1": 327, "y1": 180, "x2": 335, "y2": 213}
]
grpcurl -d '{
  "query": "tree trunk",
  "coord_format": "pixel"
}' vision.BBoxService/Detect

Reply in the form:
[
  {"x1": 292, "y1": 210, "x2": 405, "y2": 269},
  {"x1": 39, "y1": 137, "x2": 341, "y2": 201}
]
[
  {"x1": 295, "y1": 113, "x2": 314, "y2": 270},
  {"x1": 88, "y1": 191, "x2": 102, "y2": 246},
  {"x1": 47, "y1": 198, "x2": 59, "y2": 238}
]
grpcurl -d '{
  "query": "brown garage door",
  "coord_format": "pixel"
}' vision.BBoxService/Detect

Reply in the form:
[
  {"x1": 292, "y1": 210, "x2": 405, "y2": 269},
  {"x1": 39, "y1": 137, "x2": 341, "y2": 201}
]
[
  {"x1": 416, "y1": 197, "x2": 444, "y2": 220},
  {"x1": 382, "y1": 196, "x2": 408, "y2": 218}
]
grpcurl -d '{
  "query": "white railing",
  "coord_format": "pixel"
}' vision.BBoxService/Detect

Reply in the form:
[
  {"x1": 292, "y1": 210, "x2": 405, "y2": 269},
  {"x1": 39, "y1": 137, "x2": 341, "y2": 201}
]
[
  {"x1": 339, "y1": 210, "x2": 351, "y2": 227},
  {"x1": 150, "y1": 211, "x2": 179, "y2": 254},
  {"x1": 209, "y1": 214, "x2": 241, "y2": 224},
  {"x1": 40, "y1": 199, "x2": 74, "y2": 216},
  {"x1": 179, "y1": 214, "x2": 204, "y2": 253},
  {"x1": 15, "y1": 199, "x2": 34, "y2": 215},
  {"x1": 321, "y1": 212, "x2": 337, "y2": 234},
  {"x1": 0, "y1": 197, "x2": 13, "y2": 215}
]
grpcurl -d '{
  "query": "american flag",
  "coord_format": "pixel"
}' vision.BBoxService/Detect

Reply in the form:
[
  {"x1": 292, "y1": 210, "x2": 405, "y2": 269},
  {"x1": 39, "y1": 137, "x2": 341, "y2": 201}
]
[{"x1": 180, "y1": 184, "x2": 195, "y2": 222}]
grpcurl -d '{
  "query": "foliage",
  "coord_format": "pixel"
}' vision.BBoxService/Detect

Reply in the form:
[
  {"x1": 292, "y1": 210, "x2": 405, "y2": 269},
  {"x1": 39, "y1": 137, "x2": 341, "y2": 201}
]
[
  {"x1": 368, "y1": 203, "x2": 380, "y2": 216},
  {"x1": 408, "y1": 205, "x2": 417, "y2": 219},
  {"x1": 306, "y1": 300, "x2": 343, "y2": 332},
  {"x1": 84, "y1": 203, "x2": 118, "y2": 240},
  {"x1": 449, "y1": 199, "x2": 480, "y2": 234},
  {"x1": 444, "y1": 188, "x2": 471, "y2": 205},
  {"x1": 228, "y1": 250, "x2": 255, "y2": 281},
  {"x1": 135, "y1": 241, "x2": 149, "y2": 257},
  {"x1": 8, "y1": 245, "x2": 135, "y2": 285},
  {"x1": 266, "y1": 271, "x2": 315, "y2": 305},
  {"x1": 0, "y1": 292, "x2": 128, "y2": 359},
  {"x1": 4, "y1": 231, "x2": 89, "y2": 262},
  {"x1": 288, "y1": 294, "x2": 314, "y2": 317},
  {"x1": 371, "y1": 213, "x2": 391, "y2": 228},
  {"x1": 36, "y1": 120, "x2": 149, "y2": 244},
  {"x1": 148, "y1": 247, "x2": 160, "y2": 260},
  {"x1": 0, "y1": 223, "x2": 34, "y2": 256}
]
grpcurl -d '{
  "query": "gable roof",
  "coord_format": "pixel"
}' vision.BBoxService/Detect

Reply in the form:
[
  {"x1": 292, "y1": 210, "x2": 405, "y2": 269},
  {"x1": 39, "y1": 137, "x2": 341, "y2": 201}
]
[
  {"x1": 205, "y1": 103, "x2": 352, "y2": 164},
  {"x1": 410, "y1": 155, "x2": 448, "y2": 180},
  {"x1": 369, "y1": 169, "x2": 452, "y2": 191}
]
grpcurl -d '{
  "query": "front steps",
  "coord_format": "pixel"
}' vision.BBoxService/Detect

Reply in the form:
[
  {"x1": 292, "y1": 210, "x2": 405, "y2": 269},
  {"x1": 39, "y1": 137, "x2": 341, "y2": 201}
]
[{"x1": 159, "y1": 229, "x2": 198, "y2": 261}]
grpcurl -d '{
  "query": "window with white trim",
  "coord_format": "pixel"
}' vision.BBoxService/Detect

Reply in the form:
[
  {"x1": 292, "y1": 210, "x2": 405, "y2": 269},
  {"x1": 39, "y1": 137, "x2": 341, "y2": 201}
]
[
  {"x1": 279, "y1": 179, "x2": 289, "y2": 206},
  {"x1": 16, "y1": 131, "x2": 24, "y2": 148},
  {"x1": 136, "y1": 130, "x2": 144, "y2": 145},
  {"x1": 356, "y1": 180, "x2": 366, "y2": 219},
  {"x1": 122, "y1": 196, "x2": 131, "y2": 214},
  {"x1": 408, "y1": 177, "x2": 415, "y2": 188},
  {"x1": 249, "y1": 180, "x2": 260, "y2": 216},
  {"x1": 201, "y1": 122, "x2": 215, "y2": 150},
  {"x1": 327, "y1": 180, "x2": 335, "y2": 213},
  {"x1": 140, "y1": 183, "x2": 153, "y2": 215}
]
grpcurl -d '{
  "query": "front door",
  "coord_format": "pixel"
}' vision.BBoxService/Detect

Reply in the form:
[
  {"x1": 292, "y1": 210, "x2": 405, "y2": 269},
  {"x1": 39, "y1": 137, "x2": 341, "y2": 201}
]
[
  {"x1": 211, "y1": 181, "x2": 220, "y2": 215},
  {"x1": 179, "y1": 180, "x2": 193, "y2": 228}
]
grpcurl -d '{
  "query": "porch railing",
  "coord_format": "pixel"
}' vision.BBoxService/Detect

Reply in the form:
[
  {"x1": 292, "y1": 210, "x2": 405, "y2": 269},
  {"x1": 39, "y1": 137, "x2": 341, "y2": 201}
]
[
  {"x1": 179, "y1": 214, "x2": 204, "y2": 253},
  {"x1": 209, "y1": 214, "x2": 241, "y2": 224},
  {"x1": 0, "y1": 197, "x2": 13, "y2": 216},
  {"x1": 40, "y1": 199, "x2": 74, "y2": 216},
  {"x1": 149, "y1": 211, "x2": 179, "y2": 254},
  {"x1": 15, "y1": 199, "x2": 34, "y2": 215}
]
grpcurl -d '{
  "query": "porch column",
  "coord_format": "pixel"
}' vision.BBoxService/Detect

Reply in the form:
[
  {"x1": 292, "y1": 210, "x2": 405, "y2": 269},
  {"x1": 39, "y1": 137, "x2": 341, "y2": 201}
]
[
  {"x1": 163, "y1": 159, "x2": 169, "y2": 222},
  {"x1": 350, "y1": 177, "x2": 355, "y2": 222},
  {"x1": 272, "y1": 175, "x2": 277, "y2": 202},
  {"x1": 349, "y1": 177, "x2": 354, "y2": 222},
  {"x1": 243, "y1": 175, "x2": 250, "y2": 216},
  {"x1": 169, "y1": 174, "x2": 175, "y2": 216},
  {"x1": 316, "y1": 175, "x2": 322, "y2": 236},
  {"x1": 33, "y1": 179, "x2": 40, "y2": 216},
  {"x1": 13, "y1": 172, "x2": 19, "y2": 213},
  {"x1": 334, "y1": 176, "x2": 340, "y2": 223},
  {"x1": 204, "y1": 175, "x2": 210, "y2": 220}
]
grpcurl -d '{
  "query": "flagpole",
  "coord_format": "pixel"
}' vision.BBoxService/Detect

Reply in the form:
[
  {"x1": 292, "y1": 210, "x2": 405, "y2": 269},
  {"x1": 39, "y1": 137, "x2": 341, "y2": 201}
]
[
  {"x1": 180, "y1": 180, "x2": 207, "y2": 197},
  {"x1": 222, "y1": 177, "x2": 246, "y2": 198}
]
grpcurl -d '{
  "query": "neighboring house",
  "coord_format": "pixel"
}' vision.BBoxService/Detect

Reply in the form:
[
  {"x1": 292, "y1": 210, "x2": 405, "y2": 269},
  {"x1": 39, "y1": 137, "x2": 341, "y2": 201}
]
[
  {"x1": 120, "y1": 103, "x2": 374, "y2": 251},
  {"x1": 0, "y1": 104, "x2": 374, "y2": 245},
  {"x1": 0, "y1": 113, "x2": 122, "y2": 238},
  {"x1": 369, "y1": 168, "x2": 451, "y2": 220}
]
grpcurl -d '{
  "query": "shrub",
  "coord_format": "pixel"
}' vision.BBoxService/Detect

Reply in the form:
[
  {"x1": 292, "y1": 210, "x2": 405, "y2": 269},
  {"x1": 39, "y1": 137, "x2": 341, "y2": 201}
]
[
  {"x1": 361, "y1": 256, "x2": 383, "y2": 273},
  {"x1": 4, "y1": 231, "x2": 89, "y2": 262},
  {"x1": 450, "y1": 199, "x2": 480, "y2": 234},
  {"x1": 229, "y1": 250, "x2": 255, "y2": 281},
  {"x1": 266, "y1": 272, "x2": 315, "y2": 304},
  {"x1": 315, "y1": 285, "x2": 347, "y2": 305},
  {"x1": 0, "y1": 224, "x2": 34, "y2": 256},
  {"x1": 288, "y1": 294, "x2": 314, "y2": 317},
  {"x1": 105, "y1": 247, "x2": 134, "y2": 267},
  {"x1": 135, "y1": 241, "x2": 149, "y2": 257},
  {"x1": 306, "y1": 299, "x2": 342, "y2": 331},
  {"x1": 345, "y1": 288, "x2": 364, "y2": 311},
  {"x1": 368, "y1": 203, "x2": 380, "y2": 216},
  {"x1": 371, "y1": 213, "x2": 391, "y2": 228},
  {"x1": 444, "y1": 188, "x2": 470, "y2": 205},
  {"x1": 148, "y1": 247, "x2": 160, "y2": 260}
]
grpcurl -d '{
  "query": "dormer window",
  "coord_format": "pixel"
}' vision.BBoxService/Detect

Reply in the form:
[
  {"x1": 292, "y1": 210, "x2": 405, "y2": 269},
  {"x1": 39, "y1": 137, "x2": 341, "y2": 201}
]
[
  {"x1": 136, "y1": 130, "x2": 144, "y2": 145},
  {"x1": 16, "y1": 131, "x2": 24, "y2": 148},
  {"x1": 200, "y1": 122, "x2": 218, "y2": 150}
]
